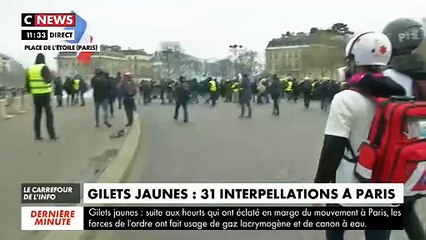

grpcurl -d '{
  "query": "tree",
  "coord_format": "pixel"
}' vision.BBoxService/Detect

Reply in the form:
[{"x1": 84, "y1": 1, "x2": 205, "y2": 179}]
[
  {"x1": 217, "y1": 58, "x2": 233, "y2": 78},
  {"x1": 330, "y1": 23, "x2": 354, "y2": 35},
  {"x1": 236, "y1": 50, "x2": 259, "y2": 76},
  {"x1": 310, "y1": 27, "x2": 319, "y2": 35},
  {"x1": 284, "y1": 31, "x2": 293, "y2": 37}
]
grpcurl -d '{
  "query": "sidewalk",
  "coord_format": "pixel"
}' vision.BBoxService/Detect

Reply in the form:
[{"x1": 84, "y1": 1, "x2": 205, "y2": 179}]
[{"x1": 0, "y1": 99, "x2": 129, "y2": 240}]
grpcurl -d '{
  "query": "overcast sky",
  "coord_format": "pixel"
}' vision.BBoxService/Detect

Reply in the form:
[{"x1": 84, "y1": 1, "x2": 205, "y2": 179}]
[{"x1": 0, "y1": 0, "x2": 425, "y2": 70}]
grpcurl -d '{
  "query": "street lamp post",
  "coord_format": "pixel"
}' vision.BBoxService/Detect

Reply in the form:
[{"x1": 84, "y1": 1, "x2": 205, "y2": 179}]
[{"x1": 229, "y1": 44, "x2": 243, "y2": 79}]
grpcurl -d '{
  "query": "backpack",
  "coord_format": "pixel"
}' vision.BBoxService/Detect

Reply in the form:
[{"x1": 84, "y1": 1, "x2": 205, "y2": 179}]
[{"x1": 347, "y1": 90, "x2": 426, "y2": 200}]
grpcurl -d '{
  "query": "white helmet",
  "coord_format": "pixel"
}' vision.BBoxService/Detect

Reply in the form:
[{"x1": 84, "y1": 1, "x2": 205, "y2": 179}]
[{"x1": 345, "y1": 32, "x2": 392, "y2": 66}]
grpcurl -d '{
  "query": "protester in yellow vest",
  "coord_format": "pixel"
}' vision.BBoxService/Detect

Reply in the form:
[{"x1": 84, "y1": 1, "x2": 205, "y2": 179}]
[
  {"x1": 71, "y1": 76, "x2": 80, "y2": 105},
  {"x1": 284, "y1": 79, "x2": 294, "y2": 101},
  {"x1": 25, "y1": 53, "x2": 58, "y2": 140},
  {"x1": 231, "y1": 80, "x2": 239, "y2": 102},
  {"x1": 205, "y1": 77, "x2": 218, "y2": 106}
]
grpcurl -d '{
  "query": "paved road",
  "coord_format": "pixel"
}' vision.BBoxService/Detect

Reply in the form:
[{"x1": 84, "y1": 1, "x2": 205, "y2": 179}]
[
  {"x1": 0, "y1": 98, "x2": 128, "y2": 240},
  {"x1": 91, "y1": 100, "x2": 425, "y2": 240}
]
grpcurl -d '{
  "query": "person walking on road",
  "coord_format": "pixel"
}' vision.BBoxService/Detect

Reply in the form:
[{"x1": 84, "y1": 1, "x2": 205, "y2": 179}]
[
  {"x1": 78, "y1": 75, "x2": 87, "y2": 107},
  {"x1": 26, "y1": 53, "x2": 58, "y2": 140},
  {"x1": 239, "y1": 74, "x2": 252, "y2": 118},
  {"x1": 121, "y1": 72, "x2": 137, "y2": 127},
  {"x1": 270, "y1": 74, "x2": 282, "y2": 116},
  {"x1": 91, "y1": 68, "x2": 112, "y2": 128},
  {"x1": 53, "y1": 76, "x2": 63, "y2": 107},
  {"x1": 173, "y1": 76, "x2": 190, "y2": 123},
  {"x1": 108, "y1": 74, "x2": 118, "y2": 117}
]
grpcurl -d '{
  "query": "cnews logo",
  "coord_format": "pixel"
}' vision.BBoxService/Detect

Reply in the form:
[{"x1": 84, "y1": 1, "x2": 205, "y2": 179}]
[{"x1": 22, "y1": 13, "x2": 75, "y2": 27}]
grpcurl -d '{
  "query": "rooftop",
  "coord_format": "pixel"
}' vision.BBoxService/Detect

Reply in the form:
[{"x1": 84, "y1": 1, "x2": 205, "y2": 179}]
[{"x1": 266, "y1": 30, "x2": 345, "y2": 48}]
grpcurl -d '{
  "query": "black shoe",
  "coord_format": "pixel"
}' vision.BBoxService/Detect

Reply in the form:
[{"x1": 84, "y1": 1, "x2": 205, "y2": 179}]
[
  {"x1": 50, "y1": 136, "x2": 59, "y2": 141},
  {"x1": 95, "y1": 124, "x2": 100, "y2": 128},
  {"x1": 245, "y1": 116, "x2": 252, "y2": 118},
  {"x1": 173, "y1": 116, "x2": 177, "y2": 121},
  {"x1": 35, "y1": 137, "x2": 43, "y2": 141},
  {"x1": 125, "y1": 123, "x2": 132, "y2": 127},
  {"x1": 183, "y1": 120, "x2": 188, "y2": 123},
  {"x1": 239, "y1": 115, "x2": 244, "y2": 118},
  {"x1": 104, "y1": 122, "x2": 112, "y2": 128}
]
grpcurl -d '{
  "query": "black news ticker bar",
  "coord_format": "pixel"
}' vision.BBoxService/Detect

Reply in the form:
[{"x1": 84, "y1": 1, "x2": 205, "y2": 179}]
[{"x1": 84, "y1": 206, "x2": 404, "y2": 230}]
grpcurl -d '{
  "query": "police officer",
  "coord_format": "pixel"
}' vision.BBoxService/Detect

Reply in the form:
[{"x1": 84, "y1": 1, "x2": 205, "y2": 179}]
[
  {"x1": 383, "y1": 18, "x2": 425, "y2": 98},
  {"x1": 25, "y1": 53, "x2": 58, "y2": 140},
  {"x1": 382, "y1": 18, "x2": 426, "y2": 240}
]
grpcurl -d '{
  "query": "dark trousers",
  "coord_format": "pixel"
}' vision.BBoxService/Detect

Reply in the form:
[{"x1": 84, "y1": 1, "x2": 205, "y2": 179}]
[
  {"x1": 303, "y1": 93, "x2": 311, "y2": 109},
  {"x1": 117, "y1": 97, "x2": 122, "y2": 109},
  {"x1": 240, "y1": 101, "x2": 252, "y2": 117},
  {"x1": 272, "y1": 98, "x2": 279, "y2": 115},
  {"x1": 56, "y1": 94, "x2": 63, "y2": 107},
  {"x1": 293, "y1": 91, "x2": 299, "y2": 103},
  {"x1": 174, "y1": 101, "x2": 188, "y2": 121},
  {"x1": 123, "y1": 98, "x2": 135, "y2": 125},
  {"x1": 109, "y1": 98, "x2": 115, "y2": 117},
  {"x1": 71, "y1": 92, "x2": 77, "y2": 105},
  {"x1": 80, "y1": 92, "x2": 85, "y2": 106},
  {"x1": 206, "y1": 92, "x2": 217, "y2": 106},
  {"x1": 66, "y1": 93, "x2": 71, "y2": 106},
  {"x1": 404, "y1": 201, "x2": 426, "y2": 240},
  {"x1": 325, "y1": 229, "x2": 391, "y2": 240},
  {"x1": 94, "y1": 99, "x2": 109, "y2": 126},
  {"x1": 33, "y1": 95, "x2": 56, "y2": 138}
]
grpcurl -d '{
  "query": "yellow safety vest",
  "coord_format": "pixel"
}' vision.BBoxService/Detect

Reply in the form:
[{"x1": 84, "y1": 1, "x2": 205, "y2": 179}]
[
  {"x1": 27, "y1": 64, "x2": 52, "y2": 95},
  {"x1": 209, "y1": 80, "x2": 217, "y2": 92},
  {"x1": 285, "y1": 81, "x2": 293, "y2": 92},
  {"x1": 231, "y1": 82, "x2": 239, "y2": 92},
  {"x1": 73, "y1": 79, "x2": 80, "y2": 91}
]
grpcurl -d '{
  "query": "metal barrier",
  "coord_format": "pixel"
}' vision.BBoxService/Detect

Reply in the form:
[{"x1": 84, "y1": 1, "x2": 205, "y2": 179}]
[{"x1": 0, "y1": 87, "x2": 30, "y2": 120}]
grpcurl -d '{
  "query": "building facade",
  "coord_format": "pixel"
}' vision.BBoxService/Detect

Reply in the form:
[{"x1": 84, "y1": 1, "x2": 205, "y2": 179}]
[
  {"x1": 265, "y1": 32, "x2": 345, "y2": 79},
  {"x1": 56, "y1": 45, "x2": 154, "y2": 81}
]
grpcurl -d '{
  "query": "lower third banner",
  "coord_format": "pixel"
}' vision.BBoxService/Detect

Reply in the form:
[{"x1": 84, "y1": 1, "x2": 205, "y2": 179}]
[{"x1": 84, "y1": 206, "x2": 403, "y2": 230}]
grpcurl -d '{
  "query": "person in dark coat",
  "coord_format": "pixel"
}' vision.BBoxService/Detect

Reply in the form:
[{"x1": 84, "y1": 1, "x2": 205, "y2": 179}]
[
  {"x1": 78, "y1": 75, "x2": 87, "y2": 107},
  {"x1": 53, "y1": 76, "x2": 63, "y2": 107},
  {"x1": 121, "y1": 72, "x2": 137, "y2": 126},
  {"x1": 91, "y1": 69, "x2": 112, "y2": 128},
  {"x1": 239, "y1": 74, "x2": 252, "y2": 118},
  {"x1": 108, "y1": 75, "x2": 118, "y2": 117},
  {"x1": 270, "y1": 74, "x2": 282, "y2": 116},
  {"x1": 173, "y1": 76, "x2": 190, "y2": 122},
  {"x1": 64, "y1": 76, "x2": 73, "y2": 106},
  {"x1": 115, "y1": 72, "x2": 122, "y2": 109}
]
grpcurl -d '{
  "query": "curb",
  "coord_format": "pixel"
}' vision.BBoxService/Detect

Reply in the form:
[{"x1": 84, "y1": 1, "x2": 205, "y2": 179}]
[{"x1": 39, "y1": 115, "x2": 141, "y2": 240}]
